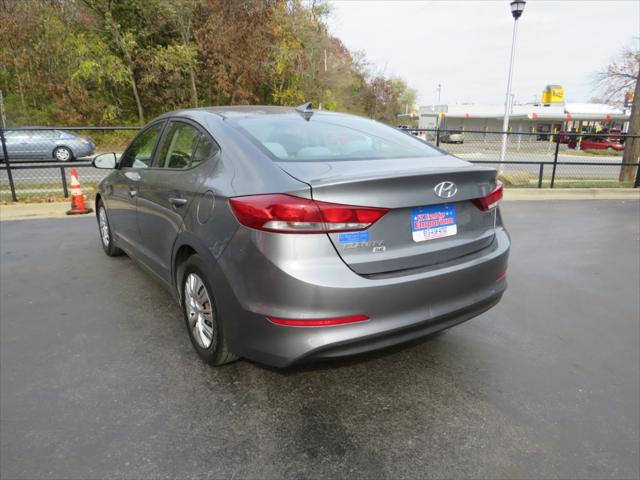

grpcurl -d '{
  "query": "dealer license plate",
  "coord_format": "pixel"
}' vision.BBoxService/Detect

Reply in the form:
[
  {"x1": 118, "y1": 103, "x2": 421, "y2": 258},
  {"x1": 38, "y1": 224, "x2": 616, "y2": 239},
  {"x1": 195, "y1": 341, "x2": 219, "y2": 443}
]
[{"x1": 411, "y1": 204, "x2": 457, "y2": 242}]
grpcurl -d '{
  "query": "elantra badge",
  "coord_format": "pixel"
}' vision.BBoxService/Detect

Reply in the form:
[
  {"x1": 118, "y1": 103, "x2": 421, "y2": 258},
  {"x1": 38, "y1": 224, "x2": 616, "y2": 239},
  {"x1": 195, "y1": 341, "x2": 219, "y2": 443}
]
[{"x1": 434, "y1": 181, "x2": 458, "y2": 199}]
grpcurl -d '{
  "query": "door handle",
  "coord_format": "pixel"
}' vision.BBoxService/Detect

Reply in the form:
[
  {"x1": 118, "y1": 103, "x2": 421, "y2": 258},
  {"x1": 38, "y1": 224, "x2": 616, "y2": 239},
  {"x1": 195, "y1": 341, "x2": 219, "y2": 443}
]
[{"x1": 168, "y1": 197, "x2": 188, "y2": 207}]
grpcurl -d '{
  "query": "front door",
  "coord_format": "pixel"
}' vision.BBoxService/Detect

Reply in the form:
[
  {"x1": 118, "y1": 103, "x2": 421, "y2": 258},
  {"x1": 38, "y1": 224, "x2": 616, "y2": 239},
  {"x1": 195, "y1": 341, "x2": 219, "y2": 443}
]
[
  {"x1": 32, "y1": 131, "x2": 57, "y2": 159},
  {"x1": 107, "y1": 122, "x2": 164, "y2": 252},
  {"x1": 137, "y1": 120, "x2": 219, "y2": 283}
]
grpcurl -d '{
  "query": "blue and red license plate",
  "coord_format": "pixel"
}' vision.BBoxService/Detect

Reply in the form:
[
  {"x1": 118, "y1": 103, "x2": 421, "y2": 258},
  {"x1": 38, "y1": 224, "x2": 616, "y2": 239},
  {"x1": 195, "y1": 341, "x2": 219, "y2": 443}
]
[{"x1": 411, "y1": 204, "x2": 457, "y2": 242}]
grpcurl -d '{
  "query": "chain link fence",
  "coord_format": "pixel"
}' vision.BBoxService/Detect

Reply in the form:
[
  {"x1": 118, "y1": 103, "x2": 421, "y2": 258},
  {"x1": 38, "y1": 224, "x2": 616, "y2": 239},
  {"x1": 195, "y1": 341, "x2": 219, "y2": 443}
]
[
  {"x1": 406, "y1": 128, "x2": 640, "y2": 188},
  {"x1": 1, "y1": 127, "x2": 140, "y2": 201},
  {"x1": 1, "y1": 126, "x2": 639, "y2": 202}
]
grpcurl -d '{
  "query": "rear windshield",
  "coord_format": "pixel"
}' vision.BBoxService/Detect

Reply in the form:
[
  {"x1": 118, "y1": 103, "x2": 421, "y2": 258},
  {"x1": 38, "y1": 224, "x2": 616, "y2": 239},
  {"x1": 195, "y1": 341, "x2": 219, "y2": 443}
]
[{"x1": 233, "y1": 114, "x2": 443, "y2": 161}]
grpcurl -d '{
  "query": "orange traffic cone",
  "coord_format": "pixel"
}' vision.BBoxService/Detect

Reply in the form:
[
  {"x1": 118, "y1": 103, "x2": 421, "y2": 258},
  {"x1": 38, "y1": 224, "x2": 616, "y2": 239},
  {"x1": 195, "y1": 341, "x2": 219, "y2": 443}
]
[{"x1": 66, "y1": 168, "x2": 93, "y2": 215}]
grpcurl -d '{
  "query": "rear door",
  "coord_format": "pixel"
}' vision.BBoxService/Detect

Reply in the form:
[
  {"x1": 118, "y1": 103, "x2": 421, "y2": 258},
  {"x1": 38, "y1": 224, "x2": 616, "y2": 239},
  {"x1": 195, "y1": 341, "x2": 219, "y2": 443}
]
[
  {"x1": 278, "y1": 157, "x2": 498, "y2": 275},
  {"x1": 136, "y1": 119, "x2": 220, "y2": 283}
]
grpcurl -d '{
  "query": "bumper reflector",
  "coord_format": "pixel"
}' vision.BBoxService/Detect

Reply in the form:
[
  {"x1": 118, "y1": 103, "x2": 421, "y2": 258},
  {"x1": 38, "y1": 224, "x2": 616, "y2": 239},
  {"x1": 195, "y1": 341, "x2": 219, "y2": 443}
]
[
  {"x1": 267, "y1": 315, "x2": 369, "y2": 327},
  {"x1": 496, "y1": 271, "x2": 506, "y2": 282}
]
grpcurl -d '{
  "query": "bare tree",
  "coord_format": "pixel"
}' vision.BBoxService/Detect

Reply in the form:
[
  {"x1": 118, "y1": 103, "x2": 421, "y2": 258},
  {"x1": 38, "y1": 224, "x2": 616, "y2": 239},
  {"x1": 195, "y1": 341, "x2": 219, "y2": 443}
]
[
  {"x1": 595, "y1": 44, "x2": 640, "y2": 182},
  {"x1": 620, "y1": 67, "x2": 639, "y2": 182},
  {"x1": 595, "y1": 45, "x2": 639, "y2": 106}
]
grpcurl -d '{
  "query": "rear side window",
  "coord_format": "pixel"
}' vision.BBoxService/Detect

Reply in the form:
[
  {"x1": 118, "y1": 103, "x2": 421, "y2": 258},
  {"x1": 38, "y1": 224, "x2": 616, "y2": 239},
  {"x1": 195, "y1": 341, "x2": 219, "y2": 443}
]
[
  {"x1": 191, "y1": 134, "x2": 218, "y2": 167},
  {"x1": 233, "y1": 113, "x2": 442, "y2": 162},
  {"x1": 156, "y1": 122, "x2": 200, "y2": 169},
  {"x1": 120, "y1": 124, "x2": 163, "y2": 169},
  {"x1": 154, "y1": 121, "x2": 219, "y2": 169}
]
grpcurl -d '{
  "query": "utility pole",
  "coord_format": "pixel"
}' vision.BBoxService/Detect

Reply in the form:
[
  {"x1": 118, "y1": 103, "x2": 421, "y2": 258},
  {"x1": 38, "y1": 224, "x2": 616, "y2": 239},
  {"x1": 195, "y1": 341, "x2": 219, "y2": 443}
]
[{"x1": 437, "y1": 84, "x2": 442, "y2": 105}]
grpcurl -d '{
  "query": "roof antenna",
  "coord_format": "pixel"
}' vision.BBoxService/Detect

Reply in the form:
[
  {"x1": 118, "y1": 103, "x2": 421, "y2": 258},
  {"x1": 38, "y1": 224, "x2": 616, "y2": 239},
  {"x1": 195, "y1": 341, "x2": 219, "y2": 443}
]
[{"x1": 295, "y1": 102, "x2": 314, "y2": 121}]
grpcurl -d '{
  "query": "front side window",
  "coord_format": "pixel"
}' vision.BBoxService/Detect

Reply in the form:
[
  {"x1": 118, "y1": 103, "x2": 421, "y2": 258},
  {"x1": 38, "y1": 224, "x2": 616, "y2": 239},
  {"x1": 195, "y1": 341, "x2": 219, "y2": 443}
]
[
  {"x1": 233, "y1": 113, "x2": 443, "y2": 162},
  {"x1": 119, "y1": 123, "x2": 163, "y2": 169}
]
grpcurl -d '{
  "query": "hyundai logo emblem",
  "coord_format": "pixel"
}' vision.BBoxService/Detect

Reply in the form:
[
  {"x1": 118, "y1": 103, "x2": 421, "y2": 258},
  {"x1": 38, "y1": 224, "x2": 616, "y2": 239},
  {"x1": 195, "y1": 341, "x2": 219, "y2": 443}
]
[{"x1": 434, "y1": 181, "x2": 458, "y2": 199}]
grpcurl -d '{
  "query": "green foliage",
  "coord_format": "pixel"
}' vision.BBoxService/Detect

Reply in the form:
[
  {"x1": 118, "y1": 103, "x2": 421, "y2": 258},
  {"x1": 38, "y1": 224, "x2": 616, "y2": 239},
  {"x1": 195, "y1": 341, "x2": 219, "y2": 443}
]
[{"x1": 0, "y1": 0, "x2": 416, "y2": 126}]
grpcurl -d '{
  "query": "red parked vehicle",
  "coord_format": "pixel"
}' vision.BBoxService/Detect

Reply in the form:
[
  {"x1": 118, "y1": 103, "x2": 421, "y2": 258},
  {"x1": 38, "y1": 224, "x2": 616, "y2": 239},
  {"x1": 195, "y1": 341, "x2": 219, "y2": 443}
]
[
  {"x1": 557, "y1": 131, "x2": 573, "y2": 144},
  {"x1": 568, "y1": 136, "x2": 624, "y2": 152},
  {"x1": 602, "y1": 129, "x2": 624, "y2": 144}
]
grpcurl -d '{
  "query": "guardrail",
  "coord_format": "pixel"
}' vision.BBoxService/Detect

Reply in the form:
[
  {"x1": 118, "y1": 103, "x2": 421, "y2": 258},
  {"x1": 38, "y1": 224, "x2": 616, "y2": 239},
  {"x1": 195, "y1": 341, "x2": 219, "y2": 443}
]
[{"x1": 1, "y1": 126, "x2": 638, "y2": 201}]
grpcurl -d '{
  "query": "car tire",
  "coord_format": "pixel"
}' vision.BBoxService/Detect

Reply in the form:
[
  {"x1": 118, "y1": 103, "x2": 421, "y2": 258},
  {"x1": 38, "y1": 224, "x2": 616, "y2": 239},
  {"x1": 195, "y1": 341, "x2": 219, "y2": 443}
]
[
  {"x1": 97, "y1": 200, "x2": 123, "y2": 257},
  {"x1": 53, "y1": 146, "x2": 73, "y2": 162},
  {"x1": 180, "y1": 254, "x2": 238, "y2": 366}
]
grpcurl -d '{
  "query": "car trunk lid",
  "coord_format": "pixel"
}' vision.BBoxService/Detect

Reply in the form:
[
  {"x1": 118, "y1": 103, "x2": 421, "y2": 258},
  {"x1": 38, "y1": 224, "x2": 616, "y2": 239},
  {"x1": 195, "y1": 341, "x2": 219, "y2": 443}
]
[{"x1": 276, "y1": 156, "x2": 499, "y2": 275}]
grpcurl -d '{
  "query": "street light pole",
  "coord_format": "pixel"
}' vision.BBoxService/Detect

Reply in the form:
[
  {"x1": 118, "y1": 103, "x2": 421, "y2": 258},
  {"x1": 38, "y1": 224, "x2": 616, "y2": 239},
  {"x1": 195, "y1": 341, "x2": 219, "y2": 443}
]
[{"x1": 499, "y1": 0, "x2": 526, "y2": 173}]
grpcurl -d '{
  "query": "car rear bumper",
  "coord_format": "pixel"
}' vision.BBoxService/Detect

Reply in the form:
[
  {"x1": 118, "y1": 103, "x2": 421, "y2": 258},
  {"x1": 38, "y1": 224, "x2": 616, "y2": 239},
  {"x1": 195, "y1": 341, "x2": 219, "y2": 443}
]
[{"x1": 217, "y1": 226, "x2": 510, "y2": 367}]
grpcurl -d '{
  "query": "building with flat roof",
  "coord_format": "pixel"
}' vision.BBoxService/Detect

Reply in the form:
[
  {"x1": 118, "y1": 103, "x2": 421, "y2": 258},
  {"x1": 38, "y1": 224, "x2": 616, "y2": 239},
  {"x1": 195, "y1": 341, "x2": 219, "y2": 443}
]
[{"x1": 419, "y1": 102, "x2": 630, "y2": 135}]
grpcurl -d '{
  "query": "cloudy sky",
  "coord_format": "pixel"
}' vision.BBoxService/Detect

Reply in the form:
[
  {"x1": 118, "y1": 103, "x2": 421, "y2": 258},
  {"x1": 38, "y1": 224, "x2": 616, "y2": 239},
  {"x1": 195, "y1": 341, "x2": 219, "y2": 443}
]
[{"x1": 327, "y1": 0, "x2": 640, "y2": 106}]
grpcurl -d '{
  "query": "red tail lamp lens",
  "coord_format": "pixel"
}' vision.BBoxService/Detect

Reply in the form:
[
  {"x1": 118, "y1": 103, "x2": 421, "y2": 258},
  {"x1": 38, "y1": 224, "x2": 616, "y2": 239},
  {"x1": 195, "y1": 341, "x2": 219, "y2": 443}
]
[
  {"x1": 472, "y1": 181, "x2": 504, "y2": 211},
  {"x1": 322, "y1": 207, "x2": 353, "y2": 223},
  {"x1": 229, "y1": 194, "x2": 388, "y2": 233},
  {"x1": 267, "y1": 315, "x2": 370, "y2": 327}
]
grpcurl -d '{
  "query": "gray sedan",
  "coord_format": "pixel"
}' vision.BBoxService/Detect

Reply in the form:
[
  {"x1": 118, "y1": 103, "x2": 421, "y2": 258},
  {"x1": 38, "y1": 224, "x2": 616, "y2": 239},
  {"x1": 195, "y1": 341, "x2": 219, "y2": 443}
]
[
  {"x1": 1, "y1": 129, "x2": 95, "y2": 161},
  {"x1": 92, "y1": 106, "x2": 510, "y2": 367}
]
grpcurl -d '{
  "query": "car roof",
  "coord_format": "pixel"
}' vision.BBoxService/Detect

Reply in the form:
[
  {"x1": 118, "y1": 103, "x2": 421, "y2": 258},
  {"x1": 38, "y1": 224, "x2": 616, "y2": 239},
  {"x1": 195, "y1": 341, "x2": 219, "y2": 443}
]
[
  {"x1": 159, "y1": 105, "x2": 345, "y2": 121},
  {"x1": 201, "y1": 105, "x2": 296, "y2": 118}
]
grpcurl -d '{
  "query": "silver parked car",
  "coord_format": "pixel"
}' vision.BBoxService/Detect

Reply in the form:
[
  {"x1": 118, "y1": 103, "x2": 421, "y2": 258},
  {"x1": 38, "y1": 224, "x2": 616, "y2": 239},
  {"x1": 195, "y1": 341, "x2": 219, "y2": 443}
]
[
  {"x1": 440, "y1": 130, "x2": 465, "y2": 144},
  {"x1": 0, "y1": 129, "x2": 95, "y2": 161},
  {"x1": 92, "y1": 106, "x2": 510, "y2": 367}
]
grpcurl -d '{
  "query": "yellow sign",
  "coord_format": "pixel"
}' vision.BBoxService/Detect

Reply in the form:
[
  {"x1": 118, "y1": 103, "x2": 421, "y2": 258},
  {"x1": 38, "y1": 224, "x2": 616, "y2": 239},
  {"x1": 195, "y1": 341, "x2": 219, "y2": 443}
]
[{"x1": 542, "y1": 85, "x2": 564, "y2": 104}]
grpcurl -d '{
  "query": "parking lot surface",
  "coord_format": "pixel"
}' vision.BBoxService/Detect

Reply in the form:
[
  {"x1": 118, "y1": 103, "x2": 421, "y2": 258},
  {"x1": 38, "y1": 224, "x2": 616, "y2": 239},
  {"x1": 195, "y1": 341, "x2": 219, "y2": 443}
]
[{"x1": 1, "y1": 201, "x2": 639, "y2": 479}]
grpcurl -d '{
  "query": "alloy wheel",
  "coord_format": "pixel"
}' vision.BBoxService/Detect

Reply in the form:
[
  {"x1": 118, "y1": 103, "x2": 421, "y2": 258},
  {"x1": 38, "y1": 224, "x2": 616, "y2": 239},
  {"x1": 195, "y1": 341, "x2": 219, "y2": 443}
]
[
  {"x1": 184, "y1": 273, "x2": 215, "y2": 349},
  {"x1": 98, "y1": 207, "x2": 110, "y2": 247},
  {"x1": 55, "y1": 147, "x2": 71, "y2": 161}
]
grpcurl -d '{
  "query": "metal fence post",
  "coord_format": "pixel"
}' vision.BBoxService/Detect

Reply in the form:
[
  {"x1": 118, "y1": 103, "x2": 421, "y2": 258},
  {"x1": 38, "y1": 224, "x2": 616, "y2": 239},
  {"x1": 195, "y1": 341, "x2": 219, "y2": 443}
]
[
  {"x1": 59, "y1": 166, "x2": 69, "y2": 198},
  {"x1": 538, "y1": 164, "x2": 544, "y2": 189},
  {"x1": 550, "y1": 135, "x2": 561, "y2": 188},
  {"x1": 0, "y1": 128, "x2": 17, "y2": 201}
]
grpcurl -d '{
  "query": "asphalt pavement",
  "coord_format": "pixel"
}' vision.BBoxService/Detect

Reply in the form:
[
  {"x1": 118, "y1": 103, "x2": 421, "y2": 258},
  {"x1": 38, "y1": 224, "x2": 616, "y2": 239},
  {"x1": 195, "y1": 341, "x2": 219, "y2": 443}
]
[{"x1": 1, "y1": 201, "x2": 639, "y2": 479}]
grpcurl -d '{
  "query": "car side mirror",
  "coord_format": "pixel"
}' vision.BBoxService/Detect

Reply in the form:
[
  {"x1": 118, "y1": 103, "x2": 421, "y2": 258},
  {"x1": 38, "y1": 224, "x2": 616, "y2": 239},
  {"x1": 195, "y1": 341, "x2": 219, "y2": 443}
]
[{"x1": 92, "y1": 152, "x2": 117, "y2": 169}]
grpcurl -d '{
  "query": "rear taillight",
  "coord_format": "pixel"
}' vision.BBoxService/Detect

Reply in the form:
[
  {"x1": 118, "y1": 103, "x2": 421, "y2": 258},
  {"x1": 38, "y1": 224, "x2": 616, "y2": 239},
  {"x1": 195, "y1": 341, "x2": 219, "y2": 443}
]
[
  {"x1": 472, "y1": 181, "x2": 503, "y2": 211},
  {"x1": 229, "y1": 194, "x2": 389, "y2": 233}
]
